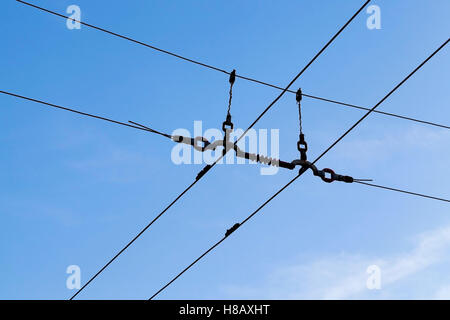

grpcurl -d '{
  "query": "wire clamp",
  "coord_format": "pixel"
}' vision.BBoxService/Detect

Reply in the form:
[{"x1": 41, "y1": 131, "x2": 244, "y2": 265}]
[
  {"x1": 229, "y1": 69, "x2": 236, "y2": 85},
  {"x1": 291, "y1": 159, "x2": 365, "y2": 184},
  {"x1": 225, "y1": 223, "x2": 241, "y2": 237},
  {"x1": 295, "y1": 88, "x2": 308, "y2": 160},
  {"x1": 196, "y1": 164, "x2": 212, "y2": 180},
  {"x1": 296, "y1": 88, "x2": 302, "y2": 103}
]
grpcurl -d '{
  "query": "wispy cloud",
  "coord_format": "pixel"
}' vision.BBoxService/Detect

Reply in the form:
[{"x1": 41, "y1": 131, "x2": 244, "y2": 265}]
[{"x1": 223, "y1": 225, "x2": 450, "y2": 299}]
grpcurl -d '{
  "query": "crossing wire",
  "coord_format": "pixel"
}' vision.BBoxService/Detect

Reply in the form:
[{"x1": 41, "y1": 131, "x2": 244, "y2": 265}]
[
  {"x1": 16, "y1": 0, "x2": 450, "y2": 130},
  {"x1": 354, "y1": 181, "x2": 450, "y2": 203},
  {"x1": 149, "y1": 38, "x2": 450, "y2": 300},
  {"x1": 65, "y1": 0, "x2": 372, "y2": 299}
]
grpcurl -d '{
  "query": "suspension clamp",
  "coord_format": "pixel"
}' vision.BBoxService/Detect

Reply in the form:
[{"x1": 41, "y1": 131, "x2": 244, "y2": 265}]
[
  {"x1": 222, "y1": 114, "x2": 234, "y2": 132},
  {"x1": 296, "y1": 88, "x2": 302, "y2": 102},
  {"x1": 229, "y1": 69, "x2": 236, "y2": 85},
  {"x1": 316, "y1": 167, "x2": 354, "y2": 183}
]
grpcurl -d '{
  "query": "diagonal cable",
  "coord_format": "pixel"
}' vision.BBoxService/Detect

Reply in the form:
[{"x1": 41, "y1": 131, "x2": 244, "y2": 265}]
[
  {"x1": 354, "y1": 181, "x2": 450, "y2": 203},
  {"x1": 70, "y1": 179, "x2": 200, "y2": 300}
]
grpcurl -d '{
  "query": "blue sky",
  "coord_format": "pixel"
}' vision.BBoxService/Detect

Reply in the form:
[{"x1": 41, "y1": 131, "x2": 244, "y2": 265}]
[{"x1": 1, "y1": 0, "x2": 449, "y2": 299}]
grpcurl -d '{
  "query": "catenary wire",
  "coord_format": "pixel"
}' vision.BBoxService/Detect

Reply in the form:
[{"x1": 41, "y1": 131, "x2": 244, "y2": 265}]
[
  {"x1": 354, "y1": 181, "x2": 450, "y2": 203},
  {"x1": 149, "y1": 38, "x2": 449, "y2": 299},
  {"x1": 198, "y1": 0, "x2": 373, "y2": 171},
  {"x1": 16, "y1": 0, "x2": 449, "y2": 130},
  {"x1": 312, "y1": 38, "x2": 449, "y2": 165},
  {"x1": 69, "y1": 179, "x2": 200, "y2": 300},
  {"x1": 0, "y1": 90, "x2": 171, "y2": 137},
  {"x1": 65, "y1": 0, "x2": 371, "y2": 299}
]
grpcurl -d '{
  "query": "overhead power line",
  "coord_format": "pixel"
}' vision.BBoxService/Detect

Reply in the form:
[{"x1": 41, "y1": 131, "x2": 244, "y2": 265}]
[
  {"x1": 149, "y1": 38, "x2": 449, "y2": 299},
  {"x1": 16, "y1": 0, "x2": 449, "y2": 130},
  {"x1": 0, "y1": 90, "x2": 171, "y2": 138},
  {"x1": 70, "y1": 179, "x2": 200, "y2": 300},
  {"x1": 17, "y1": 0, "x2": 228, "y2": 74},
  {"x1": 149, "y1": 172, "x2": 300, "y2": 300},
  {"x1": 232, "y1": 77, "x2": 450, "y2": 130},
  {"x1": 196, "y1": 0, "x2": 372, "y2": 176},
  {"x1": 354, "y1": 181, "x2": 450, "y2": 203},
  {"x1": 9, "y1": 90, "x2": 442, "y2": 206},
  {"x1": 312, "y1": 38, "x2": 449, "y2": 165},
  {"x1": 65, "y1": 0, "x2": 371, "y2": 299},
  {"x1": 302, "y1": 94, "x2": 449, "y2": 130}
]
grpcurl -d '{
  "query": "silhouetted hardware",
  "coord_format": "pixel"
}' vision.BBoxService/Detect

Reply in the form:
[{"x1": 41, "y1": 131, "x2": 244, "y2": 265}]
[{"x1": 225, "y1": 223, "x2": 240, "y2": 237}]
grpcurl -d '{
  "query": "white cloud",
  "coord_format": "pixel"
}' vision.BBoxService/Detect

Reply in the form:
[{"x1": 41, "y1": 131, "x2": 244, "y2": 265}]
[{"x1": 223, "y1": 225, "x2": 450, "y2": 299}]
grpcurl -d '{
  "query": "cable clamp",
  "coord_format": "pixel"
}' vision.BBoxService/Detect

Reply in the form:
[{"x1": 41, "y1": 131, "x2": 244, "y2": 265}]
[
  {"x1": 229, "y1": 69, "x2": 236, "y2": 85},
  {"x1": 296, "y1": 88, "x2": 302, "y2": 102},
  {"x1": 292, "y1": 160, "x2": 359, "y2": 184},
  {"x1": 225, "y1": 222, "x2": 240, "y2": 237},
  {"x1": 222, "y1": 114, "x2": 234, "y2": 132},
  {"x1": 196, "y1": 164, "x2": 212, "y2": 180},
  {"x1": 319, "y1": 168, "x2": 355, "y2": 183}
]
